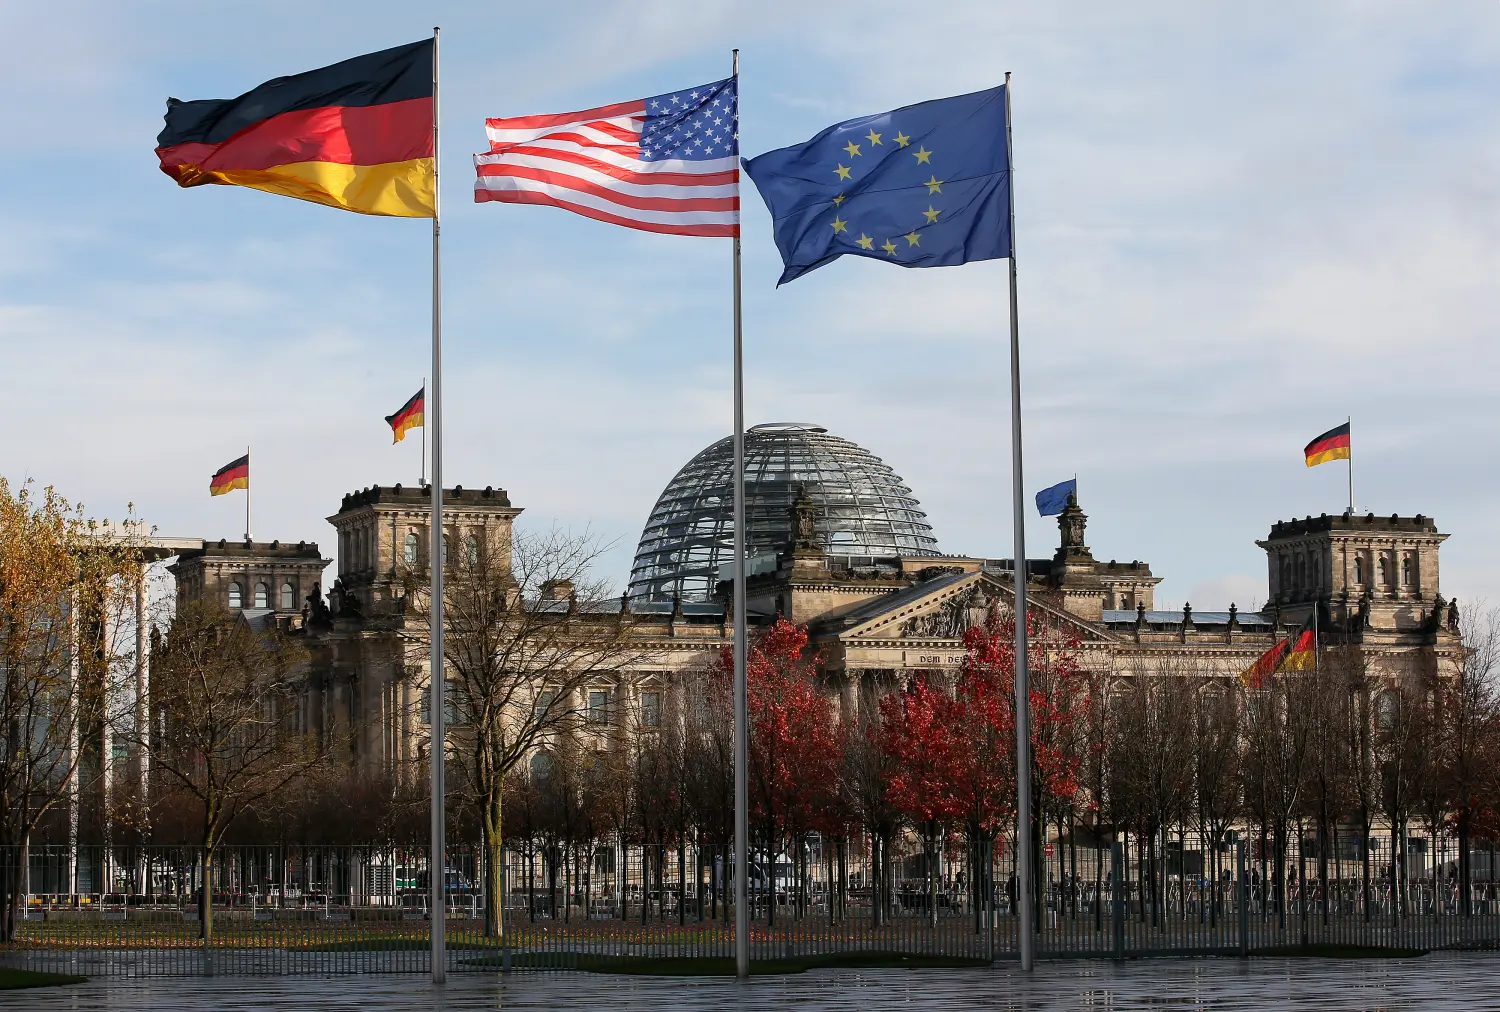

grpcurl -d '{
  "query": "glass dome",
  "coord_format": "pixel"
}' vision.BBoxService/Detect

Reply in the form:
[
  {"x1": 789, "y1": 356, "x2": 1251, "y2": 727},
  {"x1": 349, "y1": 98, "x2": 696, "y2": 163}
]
[{"x1": 628, "y1": 423, "x2": 938, "y2": 602}]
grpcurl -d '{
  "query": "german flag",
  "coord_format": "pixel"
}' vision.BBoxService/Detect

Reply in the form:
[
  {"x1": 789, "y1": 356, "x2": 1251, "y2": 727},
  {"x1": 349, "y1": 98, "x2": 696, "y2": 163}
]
[
  {"x1": 1240, "y1": 624, "x2": 1316, "y2": 689},
  {"x1": 1304, "y1": 422, "x2": 1351, "y2": 468},
  {"x1": 156, "y1": 40, "x2": 435, "y2": 217},
  {"x1": 209, "y1": 454, "x2": 250, "y2": 496},
  {"x1": 385, "y1": 388, "x2": 424, "y2": 443}
]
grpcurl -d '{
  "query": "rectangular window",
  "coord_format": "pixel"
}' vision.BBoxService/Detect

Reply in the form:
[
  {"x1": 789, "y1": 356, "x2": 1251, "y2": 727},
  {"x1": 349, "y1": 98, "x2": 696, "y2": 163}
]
[
  {"x1": 588, "y1": 690, "x2": 610, "y2": 725},
  {"x1": 534, "y1": 688, "x2": 557, "y2": 721},
  {"x1": 641, "y1": 690, "x2": 662, "y2": 728},
  {"x1": 422, "y1": 680, "x2": 467, "y2": 726}
]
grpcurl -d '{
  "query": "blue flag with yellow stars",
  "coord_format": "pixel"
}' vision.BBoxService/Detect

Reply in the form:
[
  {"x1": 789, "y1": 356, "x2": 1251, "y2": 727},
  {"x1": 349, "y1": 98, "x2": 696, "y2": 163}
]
[{"x1": 742, "y1": 86, "x2": 1010, "y2": 285}]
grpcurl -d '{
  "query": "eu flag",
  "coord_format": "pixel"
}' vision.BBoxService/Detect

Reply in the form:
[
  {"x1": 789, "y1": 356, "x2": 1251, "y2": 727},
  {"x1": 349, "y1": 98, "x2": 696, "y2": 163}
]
[
  {"x1": 1035, "y1": 478, "x2": 1076, "y2": 517},
  {"x1": 742, "y1": 86, "x2": 1010, "y2": 284}
]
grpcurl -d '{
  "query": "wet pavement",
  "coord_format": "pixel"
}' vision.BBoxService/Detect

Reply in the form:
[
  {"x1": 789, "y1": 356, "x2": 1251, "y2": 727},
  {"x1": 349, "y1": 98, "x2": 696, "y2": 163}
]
[{"x1": 12, "y1": 952, "x2": 1498, "y2": 1010}]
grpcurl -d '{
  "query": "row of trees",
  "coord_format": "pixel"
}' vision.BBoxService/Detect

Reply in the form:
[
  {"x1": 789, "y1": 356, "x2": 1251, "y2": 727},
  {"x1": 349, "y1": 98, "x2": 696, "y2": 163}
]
[{"x1": 491, "y1": 604, "x2": 1500, "y2": 938}]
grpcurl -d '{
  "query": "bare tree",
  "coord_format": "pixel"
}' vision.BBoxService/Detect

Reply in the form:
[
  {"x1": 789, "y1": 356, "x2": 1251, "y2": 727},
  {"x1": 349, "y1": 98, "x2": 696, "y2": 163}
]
[
  {"x1": 0, "y1": 478, "x2": 147, "y2": 941},
  {"x1": 1373, "y1": 669, "x2": 1430, "y2": 920},
  {"x1": 399, "y1": 525, "x2": 644, "y2": 938},
  {"x1": 1112, "y1": 664, "x2": 1195, "y2": 926},
  {"x1": 133, "y1": 600, "x2": 318, "y2": 940},
  {"x1": 1440, "y1": 603, "x2": 1500, "y2": 914},
  {"x1": 1242, "y1": 665, "x2": 1318, "y2": 928},
  {"x1": 1191, "y1": 676, "x2": 1242, "y2": 925}
]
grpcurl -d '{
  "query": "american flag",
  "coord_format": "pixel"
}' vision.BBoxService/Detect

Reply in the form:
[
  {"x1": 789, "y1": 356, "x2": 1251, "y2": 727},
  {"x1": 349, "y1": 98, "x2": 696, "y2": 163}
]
[{"x1": 473, "y1": 77, "x2": 738, "y2": 237}]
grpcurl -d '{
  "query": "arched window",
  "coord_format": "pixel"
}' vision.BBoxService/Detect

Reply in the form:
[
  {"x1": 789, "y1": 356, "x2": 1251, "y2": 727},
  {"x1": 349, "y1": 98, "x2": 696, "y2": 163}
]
[
  {"x1": 1378, "y1": 556, "x2": 1390, "y2": 587},
  {"x1": 466, "y1": 534, "x2": 480, "y2": 567},
  {"x1": 1401, "y1": 556, "x2": 1412, "y2": 587},
  {"x1": 228, "y1": 582, "x2": 243, "y2": 610},
  {"x1": 442, "y1": 533, "x2": 451, "y2": 565},
  {"x1": 404, "y1": 532, "x2": 419, "y2": 566},
  {"x1": 253, "y1": 583, "x2": 268, "y2": 609},
  {"x1": 280, "y1": 582, "x2": 295, "y2": 610},
  {"x1": 530, "y1": 751, "x2": 554, "y2": 781},
  {"x1": 1355, "y1": 557, "x2": 1365, "y2": 586}
]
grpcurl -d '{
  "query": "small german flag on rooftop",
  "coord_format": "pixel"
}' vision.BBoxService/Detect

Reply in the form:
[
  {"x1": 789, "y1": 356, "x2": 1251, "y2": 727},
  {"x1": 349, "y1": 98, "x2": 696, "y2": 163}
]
[
  {"x1": 385, "y1": 387, "x2": 424, "y2": 443},
  {"x1": 1305, "y1": 422, "x2": 1351, "y2": 468},
  {"x1": 156, "y1": 40, "x2": 435, "y2": 217},
  {"x1": 209, "y1": 454, "x2": 250, "y2": 496}
]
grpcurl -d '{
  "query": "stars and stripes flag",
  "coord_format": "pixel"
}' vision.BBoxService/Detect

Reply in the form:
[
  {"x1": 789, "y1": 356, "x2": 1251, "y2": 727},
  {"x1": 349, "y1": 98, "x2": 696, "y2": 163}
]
[{"x1": 473, "y1": 77, "x2": 738, "y2": 237}]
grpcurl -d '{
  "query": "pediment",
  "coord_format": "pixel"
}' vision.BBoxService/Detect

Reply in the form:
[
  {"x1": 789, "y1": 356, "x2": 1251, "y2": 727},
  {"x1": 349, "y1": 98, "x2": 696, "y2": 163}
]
[{"x1": 834, "y1": 571, "x2": 1120, "y2": 645}]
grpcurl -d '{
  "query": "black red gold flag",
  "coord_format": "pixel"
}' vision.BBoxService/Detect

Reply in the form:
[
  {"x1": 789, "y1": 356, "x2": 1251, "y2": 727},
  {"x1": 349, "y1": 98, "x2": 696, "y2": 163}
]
[
  {"x1": 1305, "y1": 422, "x2": 1351, "y2": 468},
  {"x1": 1240, "y1": 625, "x2": 1316, "y2": 689},
  {"x1": 209, "y1": 454, "x2": 249, "y2": 496},
  {"x1": 386, "y1": 388, "x2": 425, "y2": 443},
  {"x1": 156, "y1": 40, "x2": 435, "y2": 217}
]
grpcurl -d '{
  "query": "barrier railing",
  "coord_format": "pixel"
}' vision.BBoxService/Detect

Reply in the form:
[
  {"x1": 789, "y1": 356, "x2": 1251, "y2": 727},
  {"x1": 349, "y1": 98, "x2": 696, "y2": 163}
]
[{"x1": 2, "y1": 834, "x2": 1497, "y2": 976}]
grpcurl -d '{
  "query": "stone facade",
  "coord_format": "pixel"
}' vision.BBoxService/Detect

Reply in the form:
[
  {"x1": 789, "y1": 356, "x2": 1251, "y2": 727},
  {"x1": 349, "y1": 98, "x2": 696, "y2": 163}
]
[
  {"x1": 171, "y1": 484, "x2": 1465, "y2": 780},
  {"x1": 167, "y1": 538, "x2": 329, "y2": 625}
]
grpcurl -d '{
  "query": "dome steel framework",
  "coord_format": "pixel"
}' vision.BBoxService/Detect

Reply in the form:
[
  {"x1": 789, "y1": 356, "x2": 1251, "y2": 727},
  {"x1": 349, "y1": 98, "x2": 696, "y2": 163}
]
[{"x1": 628, "y1": 423, "x2": 938, "y2": 602}]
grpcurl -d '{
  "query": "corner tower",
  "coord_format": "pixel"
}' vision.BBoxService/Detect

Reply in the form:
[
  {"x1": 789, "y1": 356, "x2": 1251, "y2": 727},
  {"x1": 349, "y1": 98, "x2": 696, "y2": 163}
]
[
  {"x1": 1257, "y1": 512, "x2": 1449, "y2": 634},
  {"x1": 327, "y1": 484, "x2": 522, "y2": 619}
]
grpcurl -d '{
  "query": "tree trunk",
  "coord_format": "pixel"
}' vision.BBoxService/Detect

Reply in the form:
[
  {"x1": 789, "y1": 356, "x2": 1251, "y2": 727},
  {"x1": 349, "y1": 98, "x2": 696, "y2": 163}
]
[
  {"x1": 1361, "y1": 817, "x2": 1372, "y2": 921},
  {"x1": 201, "y1": 848, "x2": 214, "y2": 943},
  {"x1": 1458, "y1": 814, "x2": 1471, "y2": 917},
  {"x1": 482, "y1": 788, "x2": 505, "y2": 938},
  {"x1": 0, "y1": 834, "x2": 18, "y2": 943},
  {"x1": 927, "y1": 821, "x2": 938, "y2": 928}
]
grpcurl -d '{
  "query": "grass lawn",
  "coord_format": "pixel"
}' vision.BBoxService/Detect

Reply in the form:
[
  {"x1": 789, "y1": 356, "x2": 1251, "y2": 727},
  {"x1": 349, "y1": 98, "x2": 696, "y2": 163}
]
[
  {"x1": 0, "y1": 967, "x2": 88, "y2": 989},
  {"x1": 468, "y1": 950, "x2": 993, "y2": 975},
  {"x1": 1250, "y1": 943, "x2": 1428, "y2": 959}
]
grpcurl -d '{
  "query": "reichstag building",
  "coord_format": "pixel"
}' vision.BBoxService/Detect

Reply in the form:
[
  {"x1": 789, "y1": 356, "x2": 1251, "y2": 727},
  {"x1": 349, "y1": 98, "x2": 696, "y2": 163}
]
[{"x1": 167, "y1": 421, "x2": 1464, "y2": 777}]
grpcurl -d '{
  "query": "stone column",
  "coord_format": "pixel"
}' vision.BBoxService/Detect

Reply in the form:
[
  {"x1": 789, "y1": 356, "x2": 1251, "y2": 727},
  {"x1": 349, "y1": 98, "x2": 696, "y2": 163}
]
[
  {"x1": 400, "y1": 676, "x2": 413, "y2": 787},
  {"x1": 135, "y1": 563, "x2": 150, "y2": 800}
]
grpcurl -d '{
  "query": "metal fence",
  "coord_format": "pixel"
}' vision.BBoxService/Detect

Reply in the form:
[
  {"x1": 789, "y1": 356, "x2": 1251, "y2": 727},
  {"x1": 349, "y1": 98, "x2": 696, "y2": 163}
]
[{"x1": 4, "y1": 833, "x2": 1500, "y2": 976}]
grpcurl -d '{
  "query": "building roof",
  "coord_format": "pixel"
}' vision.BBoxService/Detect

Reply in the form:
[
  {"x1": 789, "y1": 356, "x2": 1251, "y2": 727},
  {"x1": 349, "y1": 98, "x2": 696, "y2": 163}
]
[
  {"x1": 629, "y1": 422, "x2": 937, "y2": 603},
  {"x1": 1101, "y1": 609, "x2": 1273, "y2": 628},
  {"x1": 337, "y1": 484, "x2": 514, "y2": 514},
  {"x1": 1266, "y1": 512, "x2": 1440, "y2": 538},
  {"x1": 171, "y1": 539, "x2": 325, "y2": 561},
  {"x1": 814, "y1": 569, "x2": 972, "y2": 630}
]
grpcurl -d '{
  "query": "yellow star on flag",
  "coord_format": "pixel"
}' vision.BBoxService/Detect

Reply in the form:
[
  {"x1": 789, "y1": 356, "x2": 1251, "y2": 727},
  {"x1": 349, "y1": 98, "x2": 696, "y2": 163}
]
[
  {"x1": 834, "y1": 163, "x2": 852, "y2": 180},
  {"x1": 913, "y1": 146, "x2": 932, "y2": 164},
  {"x1": 856, "y1": 233, "x2": 875, "y2": 250},
  {"x1": 924, "y1": 175, "x2": 943, "y2": 194},
  {"x1": 832, "y1": 193, "x2": 845, "y2": 206},
  {"x1": 866, "y1": 129, "x2": 883, "y2": 146},
  {"x1": 882, "y1": 239, "x2": 899, "y2": 256},
  {"x1": 923, "y1": 205, "x2": 940, "y2": 224},
  {"x1": 894, "y1": 131, "x2": 911, "y2": 147},
  {"x1": 843, "y1": 140, "x2": 861, "y2": 157},
  {"x1": 904, "y1": 231, "x2": 921, "y2": 246},
  {"x1": 831, "y1": 216, "x2": 848, "y2": 233}
]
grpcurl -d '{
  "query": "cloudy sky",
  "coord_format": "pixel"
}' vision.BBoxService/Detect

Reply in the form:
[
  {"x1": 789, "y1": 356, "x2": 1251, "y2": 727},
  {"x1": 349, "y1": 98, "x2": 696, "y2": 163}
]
[{"x1": 3, "y1": 1, "x2": 1498, "y2": 613}]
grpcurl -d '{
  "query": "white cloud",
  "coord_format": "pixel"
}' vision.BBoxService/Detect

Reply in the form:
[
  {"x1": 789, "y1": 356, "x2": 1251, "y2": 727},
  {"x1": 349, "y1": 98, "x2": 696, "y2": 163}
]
[{"x1": 3, "y1": 0, "x2": 1499, "y2": 608}]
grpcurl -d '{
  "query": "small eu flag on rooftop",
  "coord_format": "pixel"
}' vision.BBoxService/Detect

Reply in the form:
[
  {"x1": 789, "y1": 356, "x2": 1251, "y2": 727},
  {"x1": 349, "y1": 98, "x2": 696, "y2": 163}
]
[
  {"x1": 742, "y1": 86, "x2": 1011, "y2": 284},
  {"x1": 1035, "y1": 478, "x2": 1076, "y2": 517}
]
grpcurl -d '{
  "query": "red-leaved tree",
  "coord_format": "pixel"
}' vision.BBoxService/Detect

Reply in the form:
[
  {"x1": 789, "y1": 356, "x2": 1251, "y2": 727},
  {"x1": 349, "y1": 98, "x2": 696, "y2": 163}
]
[{"x1": 711, "y1": 617, "x2": 839, "y2": 924}]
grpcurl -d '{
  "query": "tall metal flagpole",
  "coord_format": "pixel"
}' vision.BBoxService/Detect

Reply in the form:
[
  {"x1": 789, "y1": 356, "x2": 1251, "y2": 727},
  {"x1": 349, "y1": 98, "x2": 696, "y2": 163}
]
[
  {"x1": 422, "y1": 376, "x2": 428, "y2": 486},
  {"x1": 244, "y1": 445, "x2": 251, "y2": 541},
  {"x1": 1004, "y1": 71, "x2": 1036, "y2": 974},
  {"x1": 1347, "y1": 414, "x2": 1354, "y2": 515},
  {"x1": 730, "y1": 48, "x2": 751, "y2": 983},
  {"x1": 428, "y1": 25, "x2": 447, "y2": 987}
]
